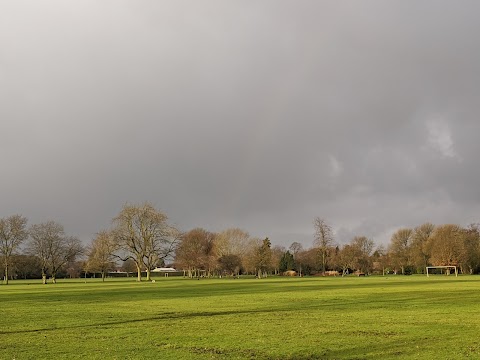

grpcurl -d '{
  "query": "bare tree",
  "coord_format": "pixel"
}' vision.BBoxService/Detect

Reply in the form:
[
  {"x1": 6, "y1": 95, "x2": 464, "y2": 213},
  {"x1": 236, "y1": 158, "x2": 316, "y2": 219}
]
[
  {"x1": 215, "y1": 228, "x2": 250, "y2": 258},
  {"x1": 255, "y1": 237, "x2": 272, "y2": 278},
  {"x1": 428, "y1": 224, "x2": 464, "y2": 269},
  {"x1": 459, "y1": 224, "x2": 480, "y2": 274},
  {"x1": 28, "y1": 221, "x2": 83, "y2": 284},
  {"x1": 289, "y1": 242, "x2": 303, "y2": 258},
  {"x1": 313, "y1": 217, "x2": 334, "y2": 275},
  {"x1": 271, "y1": 245, "x2": 285, "y2": 275},
  {"x1": 289, "y1": 242, "x2": 303, "y2": 275},
  {"x1": 389, "y1": 228, "x2": 413, "y2": 274},
  {"x1": 28, "y1": 222, "x2": 53, "y2": 284},
  {"x1": 337, "y1": 244, "x2": 357, "y2": 276},
  {"x1": 86, "y1": 230, "x2": 118, "y2": 281},
  {"x1": 410, "y1": 223, "x2": 435, "y2": 271},
  {"x1": 174, "y1": 231, "x2": 198, "y2": 278},
  {"x1": 296, "y1": 248, "x2": 317, "y2": 275},
  {"x1": 241, "y1": 237, "x2": 262, "y2": 275},
  {"x1": 350, "y1": 236, "x2": 374, "y2": 274},
  {"x1": 0, "y1": 215, "x2": 29, "y2": 284},
  {"x1": 214, "y1": 228, "x2": 253, "y2": 275},
  {"x1": 121, "y1": 259, "x2": 137, "y2": 274},
  {"x1": 112, "y1": 203, "x2": 177, "y2": 281},
  {"x1": 217, "y1": 254, "x2": 242, "y2": 276},
  {"x1": 372, "y1": 245, "x2": 390, "y2": 275},
  {"x1": 175, "y1": 228, "x2": 217, "y2": 277}
]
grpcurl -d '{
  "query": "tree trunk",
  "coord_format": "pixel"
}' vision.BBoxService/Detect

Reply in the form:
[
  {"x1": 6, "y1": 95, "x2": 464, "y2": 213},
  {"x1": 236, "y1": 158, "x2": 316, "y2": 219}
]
[
  {"x1": 102, "y1": 271, "x2": 106, "y2": 282},
  {"x1": 322, "y1": 251, "x2": 326, "y2": 276},
  {"x1": 136, "y1": 265, "x2": 142, "y2": 281},
  {"x1": 146, "y1": 268, "x2": 151, "y2": 281},
  {"x1": 42, "y1": 270, "x2": 47, "y2": 284},
  {"x1": 52, "y1": 273, "x2": 57, "y2": 284},
  {"x1": 4, "y1": 265, "x2": 8, "y2": 285}
]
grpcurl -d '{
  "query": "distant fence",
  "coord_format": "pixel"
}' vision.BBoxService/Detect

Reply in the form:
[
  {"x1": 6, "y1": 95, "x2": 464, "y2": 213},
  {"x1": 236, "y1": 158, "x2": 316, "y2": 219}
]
[
  {"x1": 83, "y1": 271, "x2": 184, "y2": 278},
  {"x1": 150, "y1": 271, "x2": 184, "y2": 277}
]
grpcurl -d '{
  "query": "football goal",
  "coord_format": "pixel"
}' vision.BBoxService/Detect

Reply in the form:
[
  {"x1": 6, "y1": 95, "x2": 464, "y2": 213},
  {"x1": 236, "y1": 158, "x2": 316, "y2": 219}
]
[{"x1": 426, "y1": 266, "x2": 458, "y2": 277}]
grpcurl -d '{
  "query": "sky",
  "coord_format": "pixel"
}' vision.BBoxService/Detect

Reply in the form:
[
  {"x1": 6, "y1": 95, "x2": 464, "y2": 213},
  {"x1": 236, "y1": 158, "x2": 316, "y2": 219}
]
[{"x1": 2, "y1": 1, "x2": 480, "y2": 249}]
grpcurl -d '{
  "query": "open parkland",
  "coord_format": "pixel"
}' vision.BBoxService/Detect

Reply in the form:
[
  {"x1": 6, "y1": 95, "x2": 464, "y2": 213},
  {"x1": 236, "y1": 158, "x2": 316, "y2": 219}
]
[{"x1": 1, "y1": 274, "x2": 480, "y2": 359}]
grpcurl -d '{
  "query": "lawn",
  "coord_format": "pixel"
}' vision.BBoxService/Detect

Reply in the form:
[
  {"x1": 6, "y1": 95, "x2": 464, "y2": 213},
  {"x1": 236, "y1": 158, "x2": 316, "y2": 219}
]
[{"x1": 1, "y1": 275, "x2": 479, "y2": 359}]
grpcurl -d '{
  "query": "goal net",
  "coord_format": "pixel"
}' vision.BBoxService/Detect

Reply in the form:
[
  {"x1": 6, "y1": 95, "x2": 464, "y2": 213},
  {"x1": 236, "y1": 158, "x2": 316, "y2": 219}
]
[{"x1": 426, "y1": 266, "x2": 458, "y2": 277}]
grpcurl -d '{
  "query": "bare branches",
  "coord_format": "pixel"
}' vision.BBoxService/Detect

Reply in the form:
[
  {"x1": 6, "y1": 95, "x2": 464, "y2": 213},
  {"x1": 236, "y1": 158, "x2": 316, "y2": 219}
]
[
  {"x1": 86, "y1": 230, "x2": 118, "y2": 281},
  {"x1": 111, "y1": 202, "x2": 177, "y2": 281},
  {"x1": 28, "y1": 221, "x2": 83, "y2": 284},
  {"x1": 313, "y1": 217, "x2": 334, "y2": 275},
  {"x1": 0, "y1": 215, "x2": 28, "y2": 284},
  {"x1": 313, "y1": 218, "x2": 333, "y2": 248},
  {"x1": 175, "y1": 228, "x2": 217, "y2": 277}
]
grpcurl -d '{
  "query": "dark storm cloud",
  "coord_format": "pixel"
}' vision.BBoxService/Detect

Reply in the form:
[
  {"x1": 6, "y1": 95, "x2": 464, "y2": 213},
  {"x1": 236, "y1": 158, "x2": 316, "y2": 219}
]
[{"x1": 1, "y1": 1, "x2": 480, "y2": 248}]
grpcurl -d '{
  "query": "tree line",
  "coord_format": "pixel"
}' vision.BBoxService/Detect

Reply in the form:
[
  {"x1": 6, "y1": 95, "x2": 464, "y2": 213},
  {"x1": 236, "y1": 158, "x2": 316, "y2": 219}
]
[
  {"x1": 295, "y1": 219, "x2": 480, "y2": 276},
  {"x1": 2, "y1": 206, "x2": 480, "y2": 284},
  {"x1": 0, "y1": 215, "x2": 83, "y2": 284},
  {"x1": 173, "y1": 218, "x2": 480, "y2": 278}
]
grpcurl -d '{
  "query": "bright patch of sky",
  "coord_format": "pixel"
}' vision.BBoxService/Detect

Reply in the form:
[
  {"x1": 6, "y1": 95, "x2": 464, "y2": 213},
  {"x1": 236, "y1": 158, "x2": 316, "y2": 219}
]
[{"x1": 426, "y1": 117, "x2": 460, "y2": 160}]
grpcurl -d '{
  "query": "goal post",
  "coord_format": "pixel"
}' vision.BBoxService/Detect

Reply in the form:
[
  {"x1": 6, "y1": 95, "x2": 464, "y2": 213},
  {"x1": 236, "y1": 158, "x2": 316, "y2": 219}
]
[{"x1": 426, "y1": 266, "x2": 458, "y2": 277}]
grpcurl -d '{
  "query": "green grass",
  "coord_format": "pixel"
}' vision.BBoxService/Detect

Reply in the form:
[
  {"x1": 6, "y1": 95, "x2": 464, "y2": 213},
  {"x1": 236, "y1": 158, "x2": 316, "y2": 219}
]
[{"x1": 1, "y1": 275, "x2": 480, "y2": 359}]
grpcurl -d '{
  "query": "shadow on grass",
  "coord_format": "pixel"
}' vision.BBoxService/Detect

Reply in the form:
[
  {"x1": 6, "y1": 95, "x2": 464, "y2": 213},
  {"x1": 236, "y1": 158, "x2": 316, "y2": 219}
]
[
  {"x1": 0, "y1": 307, "x2": 420, "y2": 360},
  {"x1": 3, "y1": 276, "x2": 475, "y2": 304},
  {"x1": 278, "y1": 339, "x2": 421, "y2": 360},
  {"x1": 154, "y1": 332, "x2": 421, "y2": 360},
  {"x1": 0, "y1": 307, "x2": 292, "y2": 336}
]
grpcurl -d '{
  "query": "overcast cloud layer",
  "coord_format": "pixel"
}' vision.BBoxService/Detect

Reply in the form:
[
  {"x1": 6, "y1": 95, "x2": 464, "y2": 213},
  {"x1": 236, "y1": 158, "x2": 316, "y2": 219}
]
[{"x1": 2, "y1": 1, "x2": 480, "y2": 248}]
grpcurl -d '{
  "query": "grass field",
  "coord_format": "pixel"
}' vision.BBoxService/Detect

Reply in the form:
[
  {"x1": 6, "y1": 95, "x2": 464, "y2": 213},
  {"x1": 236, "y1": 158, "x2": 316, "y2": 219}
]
[{"x1": 1, "y1": 275, "x2": 479, "y2": 359}]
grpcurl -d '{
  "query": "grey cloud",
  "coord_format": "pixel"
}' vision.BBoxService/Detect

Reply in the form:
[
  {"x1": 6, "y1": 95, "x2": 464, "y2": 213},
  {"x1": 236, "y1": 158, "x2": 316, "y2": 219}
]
[{"x1": 1, "y1": 1, "x2": 480, "y2": 248}]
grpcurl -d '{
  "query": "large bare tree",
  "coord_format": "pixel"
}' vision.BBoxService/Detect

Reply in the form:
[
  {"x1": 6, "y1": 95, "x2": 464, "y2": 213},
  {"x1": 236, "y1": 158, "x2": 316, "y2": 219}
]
[
  {"x1": 289, "y1": 242, "x2": 303, "y2": 258},
  {"x1": 271, "y1": 245, "x2": 285, "y2": 275},
  {"x1": 459, "y1": 224, "x2": 480, "y2": 274},
  {"x1": 313, "y1": 217, "x2": 334, "y2": 275},
  {"x1": 175, "y1": 228, "x2": 217, "y2": 277},
  {"x1": 410, "y1": 223, "x2": 435, "y2": 271},
  {"x1": 112, "y1": 203, "x2": 177, "y2": 281},
  {"x1": 0, "y1": 215, "x2": 29, "y2": 284},
  {"x1": 389, "y1": 228, "x2": 413, "y2": 274},
  {"x1": 350, "y1": 236, "x2": 374, "y2": 274},
  {"x1": 336, "y1": 244, "x2": 357, "y2": 276},
  {"x1": 215, "y1": 228, "x2": 250, "y2": 258},
  {"x1": 217, "y1": 254, "x2": 242, "y2": 276},
  {"x1": 289, "y1": 241, "x2": 304, "y2": 275},
  {"x1": 428, "y1": 224, "x2": 464, "y2": 269},
  {"x1": 241, "y1": 237, "x2": 262, "y2": 275},
  {"x1": 255, "y1": 237, "x2": 272, "y2": 278},
  {"x1": 28, "y1": 221, "x2": 83, "y2": 284},
  {"x1": 86, "y1": 230, "x2": 118, "y2": 281}
]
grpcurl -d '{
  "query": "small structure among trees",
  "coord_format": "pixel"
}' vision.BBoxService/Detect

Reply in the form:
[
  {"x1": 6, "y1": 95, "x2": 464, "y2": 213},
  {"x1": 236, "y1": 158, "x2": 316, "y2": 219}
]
[{"x1": 426, "y1": 266, "x2": 458, "y2": 277}]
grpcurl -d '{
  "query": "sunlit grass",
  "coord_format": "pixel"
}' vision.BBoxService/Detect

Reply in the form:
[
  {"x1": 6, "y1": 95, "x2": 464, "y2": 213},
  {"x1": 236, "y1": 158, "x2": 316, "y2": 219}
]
[{"x1": 1, "y1": 275, "x2": 479, "y2": 359}]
